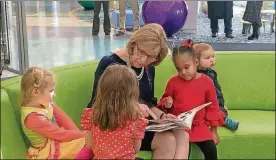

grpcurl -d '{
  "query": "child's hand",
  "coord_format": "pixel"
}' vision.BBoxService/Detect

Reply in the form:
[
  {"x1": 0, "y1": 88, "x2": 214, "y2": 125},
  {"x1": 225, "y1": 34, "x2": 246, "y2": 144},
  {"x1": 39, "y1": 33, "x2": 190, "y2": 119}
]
[
  {"x1": 212, "y1": 131, "x2": 220, "y2": 145},
  {"x1": 164, "y1": 96, "x2": 173, "y2": 108}
]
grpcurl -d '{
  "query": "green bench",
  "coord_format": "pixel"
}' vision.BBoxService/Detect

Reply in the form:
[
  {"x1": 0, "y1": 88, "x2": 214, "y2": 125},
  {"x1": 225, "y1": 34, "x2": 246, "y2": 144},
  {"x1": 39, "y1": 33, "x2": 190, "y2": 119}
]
[{"x1": 1, "y1": 52, "x2": 275, "y2": 159}]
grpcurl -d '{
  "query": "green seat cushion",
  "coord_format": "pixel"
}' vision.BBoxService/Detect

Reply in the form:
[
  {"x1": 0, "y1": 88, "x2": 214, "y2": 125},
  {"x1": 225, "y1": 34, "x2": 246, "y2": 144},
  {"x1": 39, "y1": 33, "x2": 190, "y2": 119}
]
[
  {"x1": 218, "y1": 110, "x2": 274, "y2": 136},
  {"x1": 216, "y1": 110, "x2": 275, "y2": 159},
  {"x1": 1, "y1": 89, "x2": 28, "y2": 159},
  {"x1": 136, "y1": 151, "x2": 152, "y2": 159}
]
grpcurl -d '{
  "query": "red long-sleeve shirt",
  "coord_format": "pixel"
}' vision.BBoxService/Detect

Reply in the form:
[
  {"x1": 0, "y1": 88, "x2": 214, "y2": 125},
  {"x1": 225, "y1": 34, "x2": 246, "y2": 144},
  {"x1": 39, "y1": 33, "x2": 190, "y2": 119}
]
[
  {"x1": 24, "y1": 104, "x2": 85, "y2": 142},
  {"x1": 158, "y1": 74, "x2": 225, "y2": 142}
]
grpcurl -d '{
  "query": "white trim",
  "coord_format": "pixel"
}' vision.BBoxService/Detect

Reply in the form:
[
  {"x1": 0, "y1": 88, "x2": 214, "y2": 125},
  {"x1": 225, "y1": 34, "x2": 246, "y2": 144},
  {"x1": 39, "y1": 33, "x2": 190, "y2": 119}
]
[{"x1": 213, "y1": 51, "x2": 275, "y2": 54}]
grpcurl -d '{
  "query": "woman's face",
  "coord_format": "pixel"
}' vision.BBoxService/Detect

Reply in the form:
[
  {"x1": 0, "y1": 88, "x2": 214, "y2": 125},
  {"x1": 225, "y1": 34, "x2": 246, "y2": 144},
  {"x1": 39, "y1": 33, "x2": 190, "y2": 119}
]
[{"x1": 129, "y1": 44, "x2": 158, "y2": 68}]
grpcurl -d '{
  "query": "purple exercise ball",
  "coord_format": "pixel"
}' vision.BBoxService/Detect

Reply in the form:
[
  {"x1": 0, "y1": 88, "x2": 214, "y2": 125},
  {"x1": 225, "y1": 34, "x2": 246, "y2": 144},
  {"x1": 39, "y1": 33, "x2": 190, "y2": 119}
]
[{"x1": 142, "y1": 1, "x2": 188, "y2": 37}]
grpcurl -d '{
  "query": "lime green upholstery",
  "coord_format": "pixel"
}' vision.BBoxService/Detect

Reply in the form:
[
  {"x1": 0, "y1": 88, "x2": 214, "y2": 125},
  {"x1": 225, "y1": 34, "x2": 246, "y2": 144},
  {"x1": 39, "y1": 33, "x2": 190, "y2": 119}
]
[
  {"x1": 1, "y1": 53, "x2": 275, "y2": 159},
  {"x1": 1, "y1": 89, "x2": 27, "y2": 158}
]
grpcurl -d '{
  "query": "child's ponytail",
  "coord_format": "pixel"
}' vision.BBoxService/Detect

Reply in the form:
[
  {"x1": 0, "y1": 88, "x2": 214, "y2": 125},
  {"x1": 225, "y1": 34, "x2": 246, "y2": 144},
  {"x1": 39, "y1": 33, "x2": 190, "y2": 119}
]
[{"x1": 32, "y1": 68, "x2": 44, "y2": 88}]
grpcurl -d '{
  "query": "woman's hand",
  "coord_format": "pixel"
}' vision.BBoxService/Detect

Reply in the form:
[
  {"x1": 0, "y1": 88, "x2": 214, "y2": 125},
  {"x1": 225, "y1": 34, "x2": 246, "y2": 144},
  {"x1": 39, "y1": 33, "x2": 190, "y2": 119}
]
[
  {"x1": 164, "y1": 96, "x2": 173, "y2": 108},
  {"x1": 137, "y1": 104, "x2": 158, "y2": 120},
  {"x1": 160, "y1": 113, "x2": 178, "y2": 121}
]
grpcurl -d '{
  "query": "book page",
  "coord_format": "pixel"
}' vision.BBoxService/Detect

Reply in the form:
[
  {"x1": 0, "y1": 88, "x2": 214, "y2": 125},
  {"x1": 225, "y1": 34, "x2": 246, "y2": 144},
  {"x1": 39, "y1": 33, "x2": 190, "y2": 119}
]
[
  {"x1": 177, "y1": 102, "x2": 212, "y2": 119},
  {"x1": 145, "y1": 102, "x2": 212, "y2": 132}
]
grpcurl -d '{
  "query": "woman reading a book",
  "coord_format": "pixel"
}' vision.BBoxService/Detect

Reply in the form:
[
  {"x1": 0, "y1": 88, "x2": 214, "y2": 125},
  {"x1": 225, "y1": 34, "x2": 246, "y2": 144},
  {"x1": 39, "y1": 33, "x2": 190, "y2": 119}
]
[{"x1": 80, "y1": 23, "x2": 190, "y2": 159}]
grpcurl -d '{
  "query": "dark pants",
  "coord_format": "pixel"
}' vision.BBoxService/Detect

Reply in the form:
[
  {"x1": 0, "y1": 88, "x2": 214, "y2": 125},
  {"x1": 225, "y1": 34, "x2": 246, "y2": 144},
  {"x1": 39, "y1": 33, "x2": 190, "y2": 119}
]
[
  {"x1": 251, "y1": 23, "x2": 260, "y2": 36},
  {"x1": 92, "y1": 1, "x2": 110, "y2": 34},
  {"x1": 140, "y1": 131, "x2": 155, "y2": 151},
  {"x1": 189, "y1": 140, "x2": 218, "y2": 160},
  {"x1": 210, "y1": 18, "x2": 232, "y2": 34}
]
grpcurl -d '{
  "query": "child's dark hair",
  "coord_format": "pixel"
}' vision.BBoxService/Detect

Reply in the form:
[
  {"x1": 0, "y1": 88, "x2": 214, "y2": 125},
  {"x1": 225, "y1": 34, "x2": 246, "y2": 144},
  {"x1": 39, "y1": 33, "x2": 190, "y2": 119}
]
[{"x1": 172, "y1": 39, "x2": 197, "y2": 61}]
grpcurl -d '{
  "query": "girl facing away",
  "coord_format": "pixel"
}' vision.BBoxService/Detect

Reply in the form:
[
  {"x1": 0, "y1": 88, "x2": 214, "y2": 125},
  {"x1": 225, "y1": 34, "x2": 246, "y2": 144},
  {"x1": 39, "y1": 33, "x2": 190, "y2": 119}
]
[
  {"x1": 157, "y1": 40, "x2": 225, "y2": 160},
  {"x1": 20, "y1": 67, "x2": 86, "y2": 159},
  {"x1": 193, "y1": 42, "x2": 239, "y2": 131},
  {"x1": 84, "y1": 64, "x2": 148, "y2": 159}
]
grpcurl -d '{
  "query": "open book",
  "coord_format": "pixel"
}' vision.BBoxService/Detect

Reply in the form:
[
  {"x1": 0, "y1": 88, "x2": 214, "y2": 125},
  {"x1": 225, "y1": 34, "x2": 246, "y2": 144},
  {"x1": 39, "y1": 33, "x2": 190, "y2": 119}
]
[{"x1": 145, "y1": 102, "x2": 212, "y2": 132}]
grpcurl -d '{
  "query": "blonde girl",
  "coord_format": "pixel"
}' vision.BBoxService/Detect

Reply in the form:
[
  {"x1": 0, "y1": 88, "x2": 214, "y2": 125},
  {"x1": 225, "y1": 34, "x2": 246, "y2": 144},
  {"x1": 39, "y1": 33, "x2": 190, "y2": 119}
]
[{"x1": 20, "y1": 67, "x2": 85, "y2": 159}]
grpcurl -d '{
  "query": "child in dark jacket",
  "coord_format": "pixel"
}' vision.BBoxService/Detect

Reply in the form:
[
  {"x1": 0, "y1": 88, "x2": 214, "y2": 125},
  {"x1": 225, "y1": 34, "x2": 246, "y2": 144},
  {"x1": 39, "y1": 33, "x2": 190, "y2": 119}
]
[{"x1": 193, "y1": 42, "x2": 239, "y2": 131}]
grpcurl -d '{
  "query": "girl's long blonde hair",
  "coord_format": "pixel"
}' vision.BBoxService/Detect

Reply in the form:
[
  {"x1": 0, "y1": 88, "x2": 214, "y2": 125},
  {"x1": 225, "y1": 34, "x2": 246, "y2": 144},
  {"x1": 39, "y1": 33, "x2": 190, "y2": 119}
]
[
  {"x1": 20, "y1": 67, "x2": 54, "y2": 106},
  {"x1": 92, "y1": 64, "x2": 140, "y2": 131}
]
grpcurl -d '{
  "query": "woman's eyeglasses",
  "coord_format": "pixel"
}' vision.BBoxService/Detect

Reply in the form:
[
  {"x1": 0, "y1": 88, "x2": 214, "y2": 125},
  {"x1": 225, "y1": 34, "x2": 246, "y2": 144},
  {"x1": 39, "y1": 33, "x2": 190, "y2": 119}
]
[{"x1": 136, "y1": 45, "x2": 157, "y2": 63}]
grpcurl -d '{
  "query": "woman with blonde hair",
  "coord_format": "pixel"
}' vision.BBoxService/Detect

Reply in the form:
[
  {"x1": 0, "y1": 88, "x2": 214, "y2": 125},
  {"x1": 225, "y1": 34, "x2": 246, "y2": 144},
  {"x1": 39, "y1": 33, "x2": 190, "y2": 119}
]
[{"x1": 81, "y1": 23, "x2": 189, "y2": 159}]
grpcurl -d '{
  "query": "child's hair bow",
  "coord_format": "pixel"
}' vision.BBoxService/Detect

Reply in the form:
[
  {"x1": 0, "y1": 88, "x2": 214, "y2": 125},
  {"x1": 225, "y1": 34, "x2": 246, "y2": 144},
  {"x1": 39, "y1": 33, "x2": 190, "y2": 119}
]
[{"x1": 181, "y1": 39, "x2": 193, "y2": 48}]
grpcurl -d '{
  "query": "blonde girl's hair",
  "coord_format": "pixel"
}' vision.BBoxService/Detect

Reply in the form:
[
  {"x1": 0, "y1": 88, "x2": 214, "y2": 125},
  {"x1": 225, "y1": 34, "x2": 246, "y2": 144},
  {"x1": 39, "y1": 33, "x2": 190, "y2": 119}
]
[{"x1": 20, "y1": 67, "x2": 54, "y2": 106}]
